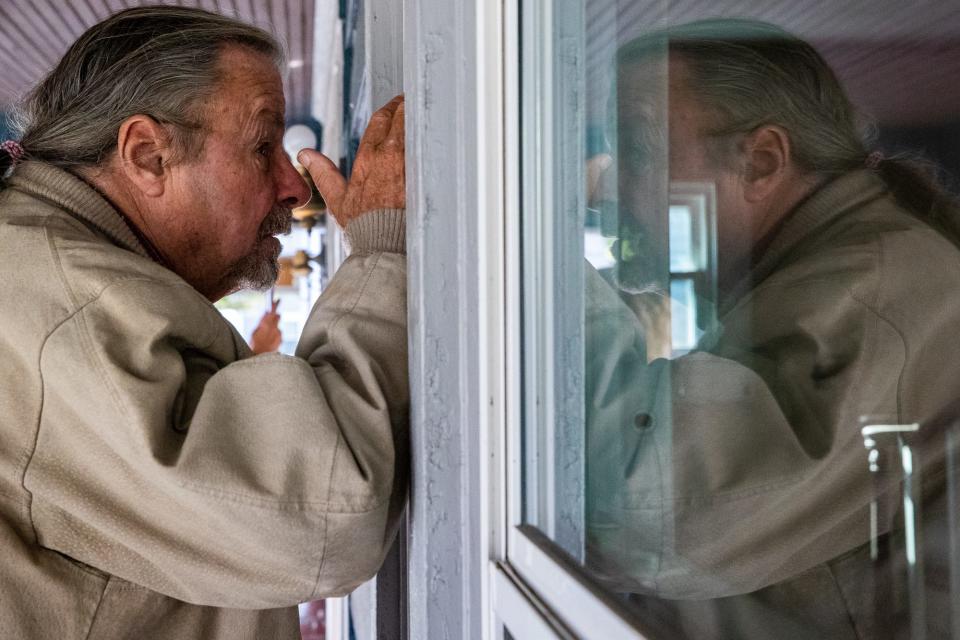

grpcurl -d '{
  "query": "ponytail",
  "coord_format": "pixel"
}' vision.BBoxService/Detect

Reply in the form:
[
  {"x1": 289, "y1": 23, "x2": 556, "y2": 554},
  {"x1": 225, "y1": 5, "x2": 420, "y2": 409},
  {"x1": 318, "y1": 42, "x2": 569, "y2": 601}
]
[{"x1": 872, "y1": 154, "x2": 960, "y2": 247}]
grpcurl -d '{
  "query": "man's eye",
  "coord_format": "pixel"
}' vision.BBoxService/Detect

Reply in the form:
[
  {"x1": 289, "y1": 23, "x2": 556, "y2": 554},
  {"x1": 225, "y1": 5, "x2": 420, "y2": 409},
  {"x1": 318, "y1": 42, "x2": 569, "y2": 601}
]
[{"x1": 256, "y1": 143, "x2": 271, "y2": 157}]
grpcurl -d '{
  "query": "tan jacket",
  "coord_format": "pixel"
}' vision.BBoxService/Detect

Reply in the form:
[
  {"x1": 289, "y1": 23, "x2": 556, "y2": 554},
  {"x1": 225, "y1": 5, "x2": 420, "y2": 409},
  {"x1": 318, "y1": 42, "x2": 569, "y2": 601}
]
[
  {"x1": 0, "y1": 162, "x2": 408, "y2": 639},
  {"x1": 586, "y1": 170, "x2": 959, "y2": 638}
]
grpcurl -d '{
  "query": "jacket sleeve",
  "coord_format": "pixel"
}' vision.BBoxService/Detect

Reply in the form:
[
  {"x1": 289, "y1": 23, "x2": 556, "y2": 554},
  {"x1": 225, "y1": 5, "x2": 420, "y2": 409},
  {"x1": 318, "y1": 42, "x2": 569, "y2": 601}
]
[
  {"x1": 584, "y1": 263, "x2": 905, "y2": 600},
  {"x1": 26, "y1": 209, "x2": 408, "y2": 608}
]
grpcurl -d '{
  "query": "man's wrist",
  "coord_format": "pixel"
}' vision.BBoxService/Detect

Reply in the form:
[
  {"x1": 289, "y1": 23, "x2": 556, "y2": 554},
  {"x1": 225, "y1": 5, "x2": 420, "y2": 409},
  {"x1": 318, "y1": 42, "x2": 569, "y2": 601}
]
[{"x1": 345, "y1": 209, "x2": 406, "y2": 254}]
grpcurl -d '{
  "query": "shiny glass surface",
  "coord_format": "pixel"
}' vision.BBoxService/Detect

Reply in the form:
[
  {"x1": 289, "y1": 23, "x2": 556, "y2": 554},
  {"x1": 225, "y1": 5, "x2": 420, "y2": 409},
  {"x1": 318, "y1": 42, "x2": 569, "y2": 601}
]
[{"x1": 519, "y1": 2, "x2": 960, "y2": 638}]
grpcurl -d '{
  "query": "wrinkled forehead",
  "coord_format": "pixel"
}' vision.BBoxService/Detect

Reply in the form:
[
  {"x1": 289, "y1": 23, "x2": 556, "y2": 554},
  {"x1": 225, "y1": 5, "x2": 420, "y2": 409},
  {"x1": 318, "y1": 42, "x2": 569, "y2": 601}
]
[
  {"x1": 615, "y1": 55, "x2": 698, "y2": 113},
  {"x1": 614, "y1": 55, "x2": 711, "y2": 140},
  {"x1": 204, "y1": 45, "x2": 286, "y2": 131}
]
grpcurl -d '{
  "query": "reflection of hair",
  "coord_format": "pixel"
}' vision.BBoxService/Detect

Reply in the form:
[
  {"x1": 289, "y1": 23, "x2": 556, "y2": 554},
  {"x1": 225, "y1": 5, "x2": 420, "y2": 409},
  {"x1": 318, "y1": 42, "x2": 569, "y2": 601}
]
[
  {"x1": 8, "y1": 6, "x2": 280, "y2": 175},
  {"x1": 619, "y1": 18, "x2": 960, "y2": 244},
  {"x1": 621, "y1": 19, "x2": 866, "y2": 177}
]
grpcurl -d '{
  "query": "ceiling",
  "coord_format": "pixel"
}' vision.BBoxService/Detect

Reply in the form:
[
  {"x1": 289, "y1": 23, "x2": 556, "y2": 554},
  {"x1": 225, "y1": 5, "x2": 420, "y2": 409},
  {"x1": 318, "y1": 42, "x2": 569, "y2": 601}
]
[
  {"x1": 0, "y1": 0, "x2": 316, "y2": 123},
  {"x1": 1, "y1": 1, "x2": 959, "y2": 128}
]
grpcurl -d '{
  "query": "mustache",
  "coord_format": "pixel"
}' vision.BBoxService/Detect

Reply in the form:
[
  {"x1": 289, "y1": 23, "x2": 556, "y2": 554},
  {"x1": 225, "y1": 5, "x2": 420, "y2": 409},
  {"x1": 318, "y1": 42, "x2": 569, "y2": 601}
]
[{"x1": 259, "y1": 206, "x2": 293, "y2": 238}]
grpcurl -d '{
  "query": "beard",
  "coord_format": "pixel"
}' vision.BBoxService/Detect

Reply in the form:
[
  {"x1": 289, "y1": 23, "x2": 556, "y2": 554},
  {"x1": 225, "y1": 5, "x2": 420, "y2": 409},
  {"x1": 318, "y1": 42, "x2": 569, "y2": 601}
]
[{"x1": 223, "y1": 205, "x2": 293, "y2": 292}]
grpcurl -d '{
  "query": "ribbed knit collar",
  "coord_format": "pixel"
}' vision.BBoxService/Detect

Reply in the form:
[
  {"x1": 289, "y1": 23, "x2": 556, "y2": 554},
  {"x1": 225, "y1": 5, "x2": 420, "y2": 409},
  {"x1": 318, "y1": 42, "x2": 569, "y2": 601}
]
[
  {"x1": 720, "y1": 169, "x2": 888, "y2": 315},
  {"x1": 7, "y1": 161, "x2": 152, "y2": 261}
]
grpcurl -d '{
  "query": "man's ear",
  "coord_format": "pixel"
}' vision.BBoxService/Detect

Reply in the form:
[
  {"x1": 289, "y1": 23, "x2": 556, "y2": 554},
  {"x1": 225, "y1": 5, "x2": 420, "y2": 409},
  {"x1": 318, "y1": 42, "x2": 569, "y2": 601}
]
[
  {"x1": 115, "y1": 115, "x2": 171, "y2": 198},
  {"x1": 740, "y1": 125, "x2": 791, "y2": 203}
]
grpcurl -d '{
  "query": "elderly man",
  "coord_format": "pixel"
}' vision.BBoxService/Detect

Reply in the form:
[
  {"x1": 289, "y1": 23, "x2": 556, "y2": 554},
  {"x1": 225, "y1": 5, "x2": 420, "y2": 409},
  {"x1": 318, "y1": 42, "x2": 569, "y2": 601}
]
[
  {"x1": 0, "y1": 6, "x2": 406, "y2": 639},
  {"x1": 586, "y1": 19, "x2": 959, "y2": 639}
]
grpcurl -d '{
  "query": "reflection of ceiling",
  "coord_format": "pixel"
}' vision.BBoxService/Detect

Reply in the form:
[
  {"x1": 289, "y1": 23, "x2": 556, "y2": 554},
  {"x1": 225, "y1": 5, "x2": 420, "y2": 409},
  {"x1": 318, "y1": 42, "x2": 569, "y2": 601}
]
[
  {"x1": 3, "y1": 2, "x2": 958, "y2": 127},
  {"x1": 816, "y1": 39, "x2": 960, "y2": 128},
  {"x1": 589, "y1": 0, "x2": 960, "y2": 126},
  {"x1": 0, "y1": 0, "x2": 315, "y2": 123}
]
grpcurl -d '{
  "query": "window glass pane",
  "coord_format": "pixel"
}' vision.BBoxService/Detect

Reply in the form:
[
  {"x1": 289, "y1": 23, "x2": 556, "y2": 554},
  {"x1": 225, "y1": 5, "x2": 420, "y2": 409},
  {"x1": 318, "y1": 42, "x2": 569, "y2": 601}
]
[
  {"x1": 668, "y1": 278, "x2": 695, "y2": 353},
  {"x1": 519, "y1": 1, "x2": 960, "y2": 638},
  {"x1": 668, "y1": 205, "x2": 694, "y2": 272}
]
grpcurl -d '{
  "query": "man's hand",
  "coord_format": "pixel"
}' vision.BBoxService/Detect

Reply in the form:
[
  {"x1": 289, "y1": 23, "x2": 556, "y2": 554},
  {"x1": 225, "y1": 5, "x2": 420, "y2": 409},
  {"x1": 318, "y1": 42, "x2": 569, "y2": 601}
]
[
  {"x1": 587, "y1": 153, "x2": 613, "y2": 206},
  {"x1": 250, "y1": 298, "x2": 282, "y2": 354},
  {"x1": 298, "y1": 95, "x2": 405, "y2": 228},
  {"x1": 622, "y1": 291, "x2": 672, "y2": 362}
]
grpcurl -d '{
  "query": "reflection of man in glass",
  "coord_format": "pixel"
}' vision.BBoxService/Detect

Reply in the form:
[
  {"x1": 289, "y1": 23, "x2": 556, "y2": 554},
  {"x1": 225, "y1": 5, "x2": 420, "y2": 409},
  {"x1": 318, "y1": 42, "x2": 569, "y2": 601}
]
[{"x1": 586, "y1": 19, "x2": 960, "y2": 639}]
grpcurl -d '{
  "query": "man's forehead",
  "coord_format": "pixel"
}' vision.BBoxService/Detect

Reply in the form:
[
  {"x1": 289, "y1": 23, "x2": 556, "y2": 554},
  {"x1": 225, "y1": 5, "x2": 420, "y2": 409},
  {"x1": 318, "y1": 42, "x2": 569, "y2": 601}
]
[
  {"x1": 618, "y1": 58, "x2": 667, "y2": 91},
  {"x1": 616, "y1": 56, "x2": 693, "y2": 101},
  {"x1": 211, "y1": 96, "x2": 286, "y2": 138},
  {"x1": 205, "y1": 98, "x2": 285, "y2": 135},
  {"x1": 256, "y1": 108, "x2": 286, "y2": 131},
  {"x1": 616, "y1": 57, "x2": 707, "y2": 127},
  {"x1": 209, "y1": 46, "x2": 286, "y2": 119}
]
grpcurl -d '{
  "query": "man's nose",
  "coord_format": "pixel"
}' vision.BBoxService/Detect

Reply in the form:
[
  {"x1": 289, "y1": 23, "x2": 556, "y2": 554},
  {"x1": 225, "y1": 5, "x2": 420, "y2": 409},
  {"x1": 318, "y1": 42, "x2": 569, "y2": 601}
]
[{"x1": 276, "y1": 154, "x2": 311, "y2": 209}]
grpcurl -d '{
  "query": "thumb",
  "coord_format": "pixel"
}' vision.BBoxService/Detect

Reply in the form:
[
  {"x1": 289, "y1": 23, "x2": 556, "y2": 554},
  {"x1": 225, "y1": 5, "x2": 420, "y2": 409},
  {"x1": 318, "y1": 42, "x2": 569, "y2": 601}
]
[
  {"x1": 587, "y1": 153, "x2": 613, "y2": 203},
  {"x1": 299, "y1": 149, "x2": 346, "y2": 215}
]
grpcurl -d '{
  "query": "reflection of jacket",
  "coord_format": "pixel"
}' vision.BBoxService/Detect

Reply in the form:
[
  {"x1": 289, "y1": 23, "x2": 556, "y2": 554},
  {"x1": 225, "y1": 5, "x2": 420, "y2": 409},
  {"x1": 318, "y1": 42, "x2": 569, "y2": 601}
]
[
  {"x1": 586, "y1": 170, "x2": 958, "y2": 639},
  {"x1": 0, "y1": 162, "x2": 408, "y2": 639}
]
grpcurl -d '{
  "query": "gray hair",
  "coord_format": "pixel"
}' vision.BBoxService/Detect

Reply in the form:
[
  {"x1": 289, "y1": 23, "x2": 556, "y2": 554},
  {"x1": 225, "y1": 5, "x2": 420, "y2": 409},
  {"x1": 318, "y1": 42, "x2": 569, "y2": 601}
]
[
  {"x1": 618, "y1": 18, "x2": 960, "y2": 245},
  {"x1": 8, "y1": 6, "x2": 282, "y2": 174},
  {"x1": 618, "y1": 19, "x2": 869, "y2": 179}
]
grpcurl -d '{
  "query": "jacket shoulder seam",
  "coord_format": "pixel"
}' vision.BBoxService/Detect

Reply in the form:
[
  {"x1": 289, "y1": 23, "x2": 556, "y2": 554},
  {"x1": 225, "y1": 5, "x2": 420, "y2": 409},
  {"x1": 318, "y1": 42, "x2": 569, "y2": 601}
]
[
  {"x1": 28, "y1": 278, "x2": 217, "y2": 540},
  {"x1": 845, "y1": 232, "x2": 907, "y2": 422},
  {"x1": 44, "y1": 221, "x2": 81, "y2": 310},
  {"x1": 42, "y1": 276, "x2": 216, "y2": 418}
]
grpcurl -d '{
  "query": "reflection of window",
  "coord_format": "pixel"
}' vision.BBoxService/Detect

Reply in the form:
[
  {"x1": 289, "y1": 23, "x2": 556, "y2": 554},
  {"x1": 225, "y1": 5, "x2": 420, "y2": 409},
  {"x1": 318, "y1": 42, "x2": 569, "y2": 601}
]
[
  {"x1": 584, "y1": 227, "x2": 617, "y2": 270},
  {"x1": 669, "y1": 278, "x2": 697, "y2": 352},
  {"x1": 668, "y1": 204, "x2": 695, "y2": 271},
  {"x1": 668, "y1": 182, "x2": 717, "y2": 355}
]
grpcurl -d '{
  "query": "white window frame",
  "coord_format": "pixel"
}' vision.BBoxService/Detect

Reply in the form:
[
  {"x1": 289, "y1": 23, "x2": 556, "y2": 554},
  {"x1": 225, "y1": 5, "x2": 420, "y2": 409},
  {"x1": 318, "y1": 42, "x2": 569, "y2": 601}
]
[
  {"x1": 498, "y1": 0, "x2": 651, "y2": 637},
  {"x1": 403, "y1": 0, "x2": 658, "y2": 636}
]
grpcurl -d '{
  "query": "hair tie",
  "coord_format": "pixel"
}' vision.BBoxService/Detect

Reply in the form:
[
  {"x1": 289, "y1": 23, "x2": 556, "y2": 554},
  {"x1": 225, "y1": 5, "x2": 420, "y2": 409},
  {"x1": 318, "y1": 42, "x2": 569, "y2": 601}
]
[
  {"x1": 865, "y1": 151, "x2": 884, "y2": 170},
  {"x1": 1, "y1": 140, "x2": 24, "y2": 165}
]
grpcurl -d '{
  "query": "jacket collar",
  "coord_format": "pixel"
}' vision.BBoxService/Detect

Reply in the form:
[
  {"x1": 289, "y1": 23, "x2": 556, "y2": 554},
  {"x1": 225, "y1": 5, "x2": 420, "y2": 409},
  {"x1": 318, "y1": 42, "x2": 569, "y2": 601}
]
[
  {"x1": 7, "y1": 161, "x2": 152, "y2": 261},
  {"x1": 720, "y1": 169, "x2": 888, "y2": 315}
]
